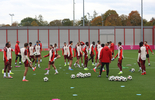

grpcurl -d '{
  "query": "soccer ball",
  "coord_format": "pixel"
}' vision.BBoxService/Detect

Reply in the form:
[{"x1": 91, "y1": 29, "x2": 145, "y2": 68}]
[
  {"x1": 43, "y1": 77, "x2": 48, "y2": 82},
  {"x1": 79, "y1": 72, "x2": 83, "y2": 77},
  {"x1": 120, "y1": 76, "x2": 124, "y2": 81},
  {"x1": 114, "y1": 76, "x2": 119, "y2": 81},
  {"x1": 76, "y1": 74, "x2": 80, "y2": 78},
  {"x1": 81, "y1": 74, "x2": 84, "y2": 78},
  {"x1": 71, "y1": 74, "x2": 75, "y2": 79},
  {"x1": 117, "y1": 77, "x2": 122, "y2": 81},
  {"x1": 128, "y1": 75, "x2": 132, "y2": 80},
  {"x1": 122, "y1": 77, "x2": 127, "y2": 82},
  {"x1": 108, "y1": 76, "x2": 114, "y2": 81},
  {"x1": 131, "y1": 68, "x2": 135, "y2": 72},
  {"x1": 84, "y1": 73, "x2": 88, "y2": 77},
  {"x1": 87, "y1": 73, "x2": 91, "y2": 77},
  {"x1": 33, "y1": 52, "x2": 37, "y2": 55}
]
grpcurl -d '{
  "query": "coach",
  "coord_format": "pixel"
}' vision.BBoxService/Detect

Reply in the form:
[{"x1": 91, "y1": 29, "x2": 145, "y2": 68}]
[{"x1": 98, "y1": 44, "x2": 112, "y2": 78}]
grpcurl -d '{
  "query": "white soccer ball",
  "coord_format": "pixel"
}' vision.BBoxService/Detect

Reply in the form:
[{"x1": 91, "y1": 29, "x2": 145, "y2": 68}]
[
  {"x1": 122, "y1": 77, "x2": 127, "y2": 82},
  {"x1": 84, "y1": 73, "x2": 88, "y2": 77},
  {"x1": 114, "y1": 76, "x2": 119, "y2": 81},
  {"x1": 120, "y1": 76, "x2": 124, "y2": 81},
  {"x1": 118, "y1": 77, "x2": 122, "y2": 81},
  {"x1": 87, "y1": 73, "x2": 91, "y2": 77},
  {"x1": 71, "y1": 74, "x2": 75, "y2": 79},
  {"x1": 108, "y1": 76, "x2": 114, "y2": 81},
  {"x1": 33, "y1": 52, "x2": 37, "y2": 55},
  {"x1": 128, "y1": 75, "x2": 132, "y2": 80},
  {"x1": 76, "y1": 74, "x2": 80, "y2": 78},
  {"x1": 81, "y1": 74, "x2": 85, "y2": 78},
  {"x1": 43, "y1": 77, "x2": 48, "y2": 82},
  {"x1": 131, "y1": 68, "x2": 135, "y2": 72}
]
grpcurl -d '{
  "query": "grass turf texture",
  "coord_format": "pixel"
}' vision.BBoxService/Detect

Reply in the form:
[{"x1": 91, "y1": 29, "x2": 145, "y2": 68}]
[{"x1": 0, "y1": 50, "x2": 155, "y2": 100}]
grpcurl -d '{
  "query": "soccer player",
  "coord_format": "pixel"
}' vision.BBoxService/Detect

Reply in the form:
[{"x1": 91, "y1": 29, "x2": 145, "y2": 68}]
[
  {"x1": 28, "y1": 42, "x2": 35, "y2": 63},
  {"x1": 68, "y1": 41, "x2": 74, "y2": 70},
  {"x1": 83, "y1": 42, "x2": 89, "y2": 70},
  {"x1": 53, "y1": 43, "x2": 61, "y2": 59},
  {"x1": 21, "y1": 43, "x2": 36, "y2": 81},
  {"x1": 139, "y1": 42, "x2": 147, "y2": 75},
  {"x1": 144, "y1": 41, "x2": 154, "y2": 66},
  {"x1": 80, "y1": 41, "x2": 85, "y2": 67},
  {"x1": 15, "y1": 41, "x2": 22, "y2": 65},
  {"x1": 89, "y1": 41, "x2": 95, "y2": 66},
  {"x1": 73, "y1": 42, "x2": 82, "y2": 68},
  {"x1": 110, "y1": 41, "x2": 115, "y2": 61},
  {"x1": 114, "y1": 42, "x2": 124, "y2": 75},
  {"x1": 39, "y1": 40, "x2": 43, "y2": 62},
  {"x1": 3, "y1": 42, "x2": 13, "y2": 78},
  {"x1": 107, "y1": 42, "x2": 110, "y2": 48},
  {"x1": 93, "y1": 43, "x2": 105, "y2": 72},
  {"x1": 34, "y1": 41, "x2": 41, "y2": 68},
  {"x1": 98, "y1": 43, "x2": 112, "y2": 78},
  {"x1": 95, "y1": 40, "x2": 101, "y2": 66},
  {"x1": 62, "y1": 42, "x2": 69, "y2": 66},
  {"x1": 137, "y1": 46, "x2": 142, "y2": 72},
  {"x1": 43, "y1": 45, "x2": 58, "y2": 75}
]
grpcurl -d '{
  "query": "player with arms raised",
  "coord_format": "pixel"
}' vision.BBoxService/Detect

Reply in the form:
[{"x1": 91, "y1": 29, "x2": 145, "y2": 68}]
[
  {"x1": 114, "y1": 42, "x2": 124, "y2": 75},
  {"x1": 21, "y1": 43, "x2": 36, "y2": 82},
  {"x1": 44, "y1": 45, "x2": 58, "y2": 75},
  {"x1": 34, "y1": 41, "x2": 41, "y2": 68}
]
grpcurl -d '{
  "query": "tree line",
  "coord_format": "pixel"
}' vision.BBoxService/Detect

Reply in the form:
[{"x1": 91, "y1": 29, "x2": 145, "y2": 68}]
[{"x1": 1, "y1": 10, "x2": 155, "y2": 26}]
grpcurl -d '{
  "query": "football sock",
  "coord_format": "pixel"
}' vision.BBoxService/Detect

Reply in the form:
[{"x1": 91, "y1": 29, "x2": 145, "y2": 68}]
[
  {"x1": 65, "y1": 62, "x2": 66, "y2": 65},
  {"x1": 55, "y1": 69, "x2": 58, "y2": 73},
  {"x1": 38, "y1": 64, "x2": 40, "y2": 67},
  {"x1": 9, "y1": 70, "x2": 12, "y2": 73},
  {"x1": 95, "y1": 63, "x2": 97, "y2": 66},
  {"x1": 74, "y1": 63, "x2": 76, "y2": 66},
  {"x1": 69, "y1": 66, "x2": 71, "y2": 69},
  {"x1": 120, "y1": 71, "x2": 122, "y2": 73},
  {"x1": 94, "y1": 67, "x2": 97, "y2": 69},
  {"x1": 32, "y1": 67, "x2": 34, "y2": 70},
  {"x1": 4, "y1": 73, "x2": 6, "y2": 77},
  {"x1": 47, "y1": 70, "x2": 49, "y2": 74},
  {"x1": 40, "y1": 59, "x2": 42, "y2": 62},
  {"x1": 77, "y1": 64, "x2": 80, "y2": 67},
  {"x1": 148, "y1": 63, "x2": 150, "y2": 65},
  {"x1": 102, "y1": 68, "x2": 104, "y2": 70},
  {"x1": 81, "y1": 63, "x2": 83, "y2": 66},
  {"x1": 139, "y1": 67, "x2": 141, "y2": 69},
  {"x1": 54, "y1": 58, "x2": 57, "y2": 61},
  {"x1": 68, "y1": 62, "x2": 69, "y2": 64},
  {"x1": 35, "y1": 63, "x2": 37, "y2": 66},
  {"x1": 8, "y1": 73, "x2": 10, "y2": 77},
  {"x1": 19, "y1": 62, "x2": 21, "y2": 64},
  {"x1": 23, "y1": 76, "x2": 26, "y2": 80}
]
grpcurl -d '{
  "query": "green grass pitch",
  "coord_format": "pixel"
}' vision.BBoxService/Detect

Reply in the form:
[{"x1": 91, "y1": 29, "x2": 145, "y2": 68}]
[{"x1": 0, "y1": 50, "x2": 155, "y2": 100}]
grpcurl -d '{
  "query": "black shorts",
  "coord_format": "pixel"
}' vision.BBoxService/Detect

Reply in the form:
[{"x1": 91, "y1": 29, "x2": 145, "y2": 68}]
[{"x1": 146, "y1": 54, "x2": 149, "y2": 58}]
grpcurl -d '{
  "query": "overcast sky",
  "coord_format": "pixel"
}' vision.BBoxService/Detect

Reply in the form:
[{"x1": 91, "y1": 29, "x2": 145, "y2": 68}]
[{"x1": 0, "y1": 0, "x2": 155, "y2": 25}]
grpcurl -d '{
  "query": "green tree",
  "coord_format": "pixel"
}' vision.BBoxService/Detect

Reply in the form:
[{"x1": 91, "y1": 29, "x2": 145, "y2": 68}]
[
  {"x1": 105, "y1": 14, "x2": 122, "y2": 26},
  {"x1": 119, "y1": 14, "x2": 128, "y2": 26},
  {"x1": 62, "y1": 19, "x2": 72, "y2": 26},
  {"x1": 78, "y1": 16, "x2": 89, "y2": 26},
  {"x1": 49, "y1": 20, "x2": 62, "y2": 26},
  {"x1": 31, "y1": 21, "x2": 39, "y2": 26},
  {"x1": 20, "y1": 17, "x2": 38, "y2": 26}
]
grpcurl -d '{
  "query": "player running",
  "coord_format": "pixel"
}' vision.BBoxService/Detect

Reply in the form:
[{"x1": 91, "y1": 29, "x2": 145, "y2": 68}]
[
  {"x1": 93, "y1": 44, "x2": 105, "y2": 72},
  {"x1": 68, "y1": 41, "x2": 74, "y2": 70},
  {"x1": 83, "y1": 42, "x2": 89, "y2": 70},
  {"x1": 21, "y1": 43, "x2": 36, "y2": 82},
  {"x1": 144, "y1": 41, "x2": 154, "y2": 66},
  {"x1": 28, "y1": 42, "x2": 35, "y2": 63},
  {"x1": 15, "y1": 41, "x2": 22, "y2": 65},
  {"x1": 73, "y1": 42, "x2": 82, "y2": 68},
  {"x1": 139, "y1": 42, "x2": 147, "y2": 75},
  {"x1": 44, "y1": 45, "x2": 58, "y2": 75},
  {"x1": 62, "y1": 42, "x2": 69, "y2": 66},
  {"x1": 3, "y1": 42, "x2": 13, "y2": 78},
  {"x1": 110, "y1": 41, "x2": 115, "y2": 61},
  {"x1": 88, "y1": 41, "x2": 95, "y2": 66},
  {"x1": 34, "y1": 41, "x2": 41, "y2": 68},
  {"x1": 114, "y1": 42, "x2": 124, "y2": 75},
  {"x1": 95, "y1": 40, "x2": 101, "y2": 66}
]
